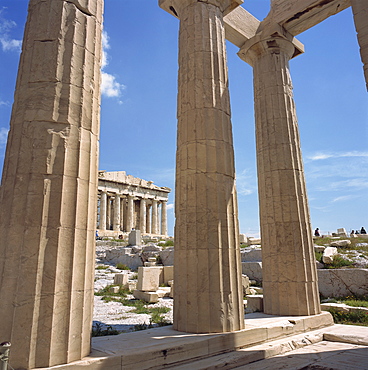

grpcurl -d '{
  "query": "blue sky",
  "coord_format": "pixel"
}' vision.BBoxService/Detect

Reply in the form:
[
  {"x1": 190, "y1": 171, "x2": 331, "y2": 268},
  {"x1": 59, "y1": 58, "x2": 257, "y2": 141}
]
[{"x1": 0, "y1": 0, "x2": 367, "y2": 237}]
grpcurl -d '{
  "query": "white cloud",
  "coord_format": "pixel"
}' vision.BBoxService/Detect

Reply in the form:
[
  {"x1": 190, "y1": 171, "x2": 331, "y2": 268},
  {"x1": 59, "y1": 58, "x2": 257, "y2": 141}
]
[
  {"x1": 167, "y1": 203, "x2": 174, "y2": 210},
  {"x1": 0, "y1": 127, "x2": 9, "y2": 146},
  {"x1": 101, "y1": 71, "x2": 125, "y2": 97},
  {"x1": 0, "y1": 100, "x2": 9, "y2": 106},
  {"x1": 101, "y1": 31, "x2": 110, "y2": 69},
  {"x1": 332, "y1": 195, "x2": 357, "y2": 203},
  {"x1": 236, "y1": 169, "x2": 257, "y2": 196},
  {"x1": 100, "y1": 30, "x2": 125, "y2": 99},
  {"x1": 0, "y1": 8, "x2": 22, "y2": 52},
  {"x1": 307, "y1": 151, "x2": 368, "y2": 161}
]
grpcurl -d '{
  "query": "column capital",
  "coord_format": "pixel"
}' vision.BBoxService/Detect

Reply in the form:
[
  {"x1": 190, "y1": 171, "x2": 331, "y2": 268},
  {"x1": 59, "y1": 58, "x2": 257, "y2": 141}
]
[
  {"x1": 159, "y1": 0, "x2": 243, "y2": 18},
  {"x1": 238, "y1": 25, "x2": 304, "y2": 67}
]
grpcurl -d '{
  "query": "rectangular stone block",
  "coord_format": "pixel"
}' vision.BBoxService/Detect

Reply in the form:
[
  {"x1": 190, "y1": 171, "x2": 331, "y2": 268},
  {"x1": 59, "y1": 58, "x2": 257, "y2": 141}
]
[
  {"x1": 137, "y1": 266, "x2": 163, "y2": 291},
  {"x1": 133, "y1": 290, "x2": 159, "y2": 303},
  {"x1": 163, "y1": 266, "x2": 174, "y2": 284},
  {"x1": 113, "y1": 273, "x2": 129, "y2": 286}
]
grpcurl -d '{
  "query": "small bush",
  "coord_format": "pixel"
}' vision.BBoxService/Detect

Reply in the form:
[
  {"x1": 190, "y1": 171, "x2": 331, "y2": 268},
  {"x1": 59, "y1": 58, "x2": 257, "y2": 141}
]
[
  {"x1": 116, "y1": 263, "x2": 130, "y2": 270},
  {"x1": 158, "y1": 240, "x2": 174, "y2": 248},
  {"x1": 315, "y1": 251, "x2": 323, "y2": 263},
  {"x1": 328, "y1": 308, "x2": 368, "y2": 326},
  {"x1": 96, "y1": 265, "x2": 109, "y2": 270},
  {"x1": 92, "y1": 323, "x2": 120, "y2": 337},
  {"x1": 95, "y1": 285, "x2": 130, "y2": 303},
  {"x1": 325, "y1": 255, "x2": 354, "y2": 269}
]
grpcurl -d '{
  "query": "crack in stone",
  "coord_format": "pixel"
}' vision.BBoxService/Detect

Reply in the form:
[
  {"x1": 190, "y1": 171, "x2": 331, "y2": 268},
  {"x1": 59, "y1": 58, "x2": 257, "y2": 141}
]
[{"x1": 285, "y1": 0, "x2": 335, "y2": 24}]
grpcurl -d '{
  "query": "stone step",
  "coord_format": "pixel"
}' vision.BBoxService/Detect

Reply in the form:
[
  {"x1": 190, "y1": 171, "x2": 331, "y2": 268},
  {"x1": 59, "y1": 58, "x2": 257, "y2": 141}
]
[{"x1": 168, "y1": 330, "x2": 324, "y2": 369}]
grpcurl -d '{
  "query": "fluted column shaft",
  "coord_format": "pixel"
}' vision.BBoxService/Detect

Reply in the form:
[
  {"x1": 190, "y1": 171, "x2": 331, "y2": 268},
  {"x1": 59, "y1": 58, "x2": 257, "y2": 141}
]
[
  {"x1": 100, "y1": 191, "x2": 107, "y2": 231},
  {"x1": 351, "y1": 0, "x2": 368, "y2": 90},
  {"x1": 241, "y1": 36, "x2": 320, "y2": 316},
  {"x1": 161, "y1": 200, "x2": 168, "y2": 236},
  {"x1": 152, "y1": 199, "x2": 158, "y2": 234},
  {"x1": 126, "y1": 195, "x2": 134, "y2": 232},
  {"x1": 146, "y1": 204, "x2": 152, "y2": 234},
  {"x1": 113, "y1": 194, "x2": 120, "y2": 231},
  {"x1": 120, "y1": 197, "x2": 125, "y2": 231},
  {"x1": 106, "y1": 195, "x2": 111, "y2": 230},
  {"x1": 140, "y1": 198, "x2": 147, "y2": 234},
  {"x1": 168, "y1": 0, "x2": 244, "y2": 333},
  {"x1": 0, "y1": 0, "x2": 104, "y2": 367}
]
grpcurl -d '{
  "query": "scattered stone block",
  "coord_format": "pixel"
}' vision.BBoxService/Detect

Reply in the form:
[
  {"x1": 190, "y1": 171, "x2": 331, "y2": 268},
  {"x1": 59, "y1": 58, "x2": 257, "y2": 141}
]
[
  {"x1": 330, "y1": 240, "x2": 351, "y2": 248},
  {"x1": 246, "y1": 295, "x2": 264, "y2": 313},
  {"x1": 242, "y1": 274, "x2": 250, "y2": 295},
  {"x1": 314, "y1": 245, "x2": 325, "y2": 253},
  {"x1": 318, "y1": 268, "x2": 368, "y2": 298},
  {"x1": 133, "y1": 290, "x2": 159, "y2": 303},
  {"x1": 242, "y1": 262, "x2": 263, "y2": 282},
  {"x1": 109, "y1": 286, "x2": 119, "y2": 294},
  {"x1": 163, "y1": 266, "x2": 174, "y2": 283},
  {"x1": 159, "y1": 247, "x2": 174, "y2": 266},
  {"x1": 137, "y1": 266, "x2": 163, "y2": 291},
  {"x1": 157, "y1": 288, "x2": 171, "y2": 298},
  {"x1": 337, "y1": 228, "x2": 347, "y2": 237},
  {"x1": 240, "y1": 246, "x2": 262, "y2": 262},
  {"x1": 128, "y1": 230, "x2": 141, "y2": 246},
  {"x1": 239, "y1": 233, "x2": 247, "y2": 244},
  {"x1": 322, "y1": 247, "x2": 338, "y2": 264},
  {"x1": 114, "y1": 273, "x2": 129, "y2": 286}
]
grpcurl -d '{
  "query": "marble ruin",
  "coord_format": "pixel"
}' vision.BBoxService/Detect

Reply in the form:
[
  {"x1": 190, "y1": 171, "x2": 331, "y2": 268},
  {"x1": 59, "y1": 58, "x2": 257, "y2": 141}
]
[
  {"x1": 97, "y1": 171, "x2": 170, "y2": 237},
  {"x1": 0, "y1": 0, "x2": 367, "y2": 368}
]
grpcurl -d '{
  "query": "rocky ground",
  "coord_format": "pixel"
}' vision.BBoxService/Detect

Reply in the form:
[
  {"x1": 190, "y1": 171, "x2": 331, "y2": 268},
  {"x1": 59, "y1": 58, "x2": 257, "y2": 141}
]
[{"x1": 93, "y1": 245, "x2": 173, "y2": 334}]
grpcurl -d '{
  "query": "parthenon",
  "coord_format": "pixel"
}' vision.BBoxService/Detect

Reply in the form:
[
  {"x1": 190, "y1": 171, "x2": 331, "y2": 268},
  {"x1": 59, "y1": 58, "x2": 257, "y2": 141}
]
[{"x1": 97, "y1": 171, "x2": 170, "y2": 237}]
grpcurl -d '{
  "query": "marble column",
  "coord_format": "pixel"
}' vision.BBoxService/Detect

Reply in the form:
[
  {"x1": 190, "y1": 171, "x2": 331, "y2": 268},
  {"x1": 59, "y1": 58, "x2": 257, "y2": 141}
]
[
  {"x1": 120, "y1": 196, "x2": 125, "y2": 231},
  {"x1": 146, "y1": 203, "x2": 152, "y2": 234},
  {"x1": 100, "y1": 191, "x2": 107, "y2": 231},
  {"x1": 113, "y1": 194, "x2": 121, "y2": 231},
  {"x1": 238, "y1": 34, "x2": 320, "y2": 316},
  {"x1": 106, "y1": 195, "x2": 112, "y2": 230},
  {"x1": 161, "y1": 200, "x2": 168, "y2": 236},
  {"x1": 0, "y1": 0, "x2": 104, "y2": 367},
  {"x1": 152, "y1": 199, "x2": 158, "y2": 234},
  {"x1": 126, "y1": 195, "x2": 134, "y2": 232},
  {"x1": 351, "y1": 0, "x2": 368, "y2": 90},
  {"x1": 140, "y1": 198, "x2": 147, "y2": 234},
  {"x1": 160, "y1": 0, "x2": 244, "y2": 333}
]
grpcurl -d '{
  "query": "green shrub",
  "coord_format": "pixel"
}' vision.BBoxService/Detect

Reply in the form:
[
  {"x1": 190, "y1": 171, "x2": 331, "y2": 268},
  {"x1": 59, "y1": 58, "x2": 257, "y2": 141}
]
[
  {"x1": 328, "y1": 308, "x2": 368, "y2": 326},
  {"x1": 325, "y1": 255, "x2": 354, "y2": 269},
  {"x1": 92, "y1": 323, "x2": 120, "y2": 337},
  {"x1": 96, "y1": 265, "x2": 109, "y2": 270},
  {"x1": 116, "y1": 263, "x2": 130, "y2": 270},
  {"x1": 95, "y1": 285, "x2": 130, "y2": 303}
]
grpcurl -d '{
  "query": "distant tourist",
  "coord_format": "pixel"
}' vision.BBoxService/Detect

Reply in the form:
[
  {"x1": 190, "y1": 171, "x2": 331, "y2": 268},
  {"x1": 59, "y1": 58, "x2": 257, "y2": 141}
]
[
  {"x1": 314, "y1": 228, "x2": 320, "y2": 237},
  {"x1": 361, "y1": 227, "x2": 367, "y2": 234},
  {"x1": 356, "y1": 230, "x2": 360, "y2": 234},
  {"x1": 350, "y1": 230, "x2": 355, "y2": 235}
]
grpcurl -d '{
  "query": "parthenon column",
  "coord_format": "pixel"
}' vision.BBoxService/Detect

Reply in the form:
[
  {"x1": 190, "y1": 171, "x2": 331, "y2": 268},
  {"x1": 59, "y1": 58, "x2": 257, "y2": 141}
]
[
  {"x1": 140, "y1": 198, "x2": 147, "y2": 234},
  {"x1": 152, "y1": 199, "x2": 158, "y2": 234},
  {"x1": 160, "y1": 0, "x2": 244, "y2": 333},
  {"x1": 113, "y1": 194, "x2": 121, "y2": 231},
  {"x1": 147, "y1": 203, "x2": 152, "y2": 234},
  {"x1": 0, "y1": 0, "x2": 103, "y2": 367},
  {"x1": 126, "y1": 195, "x2": 134, "y2": 232},
  {"x1": 161, "y1": 200, "x2": 168, "y2": 236},
  {"x1": 106, "y1": 195, "x2": 112, "y2": 230},
  {"x1": 120, "y1": 196, "x2": 125, "y2": 231},
  {"x1": 100, "y1": 191, "x2": 107, "y2": 231},
  {"x1": 238, "y1": 33, "x2": 320, "y2": 316}
]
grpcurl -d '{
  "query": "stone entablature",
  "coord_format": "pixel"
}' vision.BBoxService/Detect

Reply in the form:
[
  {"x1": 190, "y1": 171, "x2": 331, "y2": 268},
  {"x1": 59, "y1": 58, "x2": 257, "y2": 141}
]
[{"x1": 97, "y1": 171, "x2": 170, "y2": 236}]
